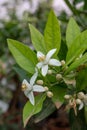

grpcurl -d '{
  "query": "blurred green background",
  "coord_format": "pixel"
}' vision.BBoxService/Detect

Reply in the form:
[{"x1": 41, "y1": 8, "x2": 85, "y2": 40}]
[{"x1": 0, "y1": 0, "x2": 87, "y2": 129}]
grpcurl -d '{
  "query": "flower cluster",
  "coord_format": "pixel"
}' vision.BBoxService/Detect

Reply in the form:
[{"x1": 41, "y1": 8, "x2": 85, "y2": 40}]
[
  {"x1": 22, "y1": 48, "x2": 61, "y2": 105},
  {"x1": 64, "y1": 92, "x2": 87, "y2": 115}
]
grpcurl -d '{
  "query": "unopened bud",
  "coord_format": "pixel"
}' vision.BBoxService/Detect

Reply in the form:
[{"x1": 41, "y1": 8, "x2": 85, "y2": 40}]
[
  {"x1": 56, "y1": 74, "x2": 62, "y2": 81},
  {"x1": 44, "y1": 86, "x2": 49, "y2": 91},
  {"x1": 77, "y1": 92, "x2": 85, "y2": 99},
  {"x1": 64, "y1": 95, "x2": 71, "y2": 100},
  {"x1": 61, "y1": 60, "x2": 65, "y2": 66},
  {"x1": 47, "y1": 70, "x2": 52, "y2": 75},
  {"x1": 36, "y1": 80, "x2": 43, "y2": 85},
  {"x1": 76, "y1": 99, "x2": 82, "y2": 105},
  {"x1": 47, "y1": 91, "x2": 53, "y2": 98}
]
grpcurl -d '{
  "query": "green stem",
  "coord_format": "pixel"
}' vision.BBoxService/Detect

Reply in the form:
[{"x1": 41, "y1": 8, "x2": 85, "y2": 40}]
[
  {"x1": 64, "y1": 0, "x2": 86, "y2": 29},
  {"x1": 64, "y1": 0, "x2": 77, "y2": 15}
]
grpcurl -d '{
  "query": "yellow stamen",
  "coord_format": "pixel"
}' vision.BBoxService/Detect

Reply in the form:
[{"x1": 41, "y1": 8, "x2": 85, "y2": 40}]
[
  {"x1": 21, "y1": 84, "x2": 27, "y2": 91},
  {"x1": 38, "y1": 56, "x2": 45, "y2": 61}
]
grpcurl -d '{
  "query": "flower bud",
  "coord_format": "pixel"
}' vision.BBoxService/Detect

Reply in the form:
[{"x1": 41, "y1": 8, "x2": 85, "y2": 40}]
[
  {"x1": 47, "y1": 70, "x2": 52, "y2": 75},
  {"x1": 47, "y1": 91, "x2": 53, "y2": 98},
  {"x1": 64, "y1": 95, "x2": 71, "y2": 100},
  {"x1": 36, "y1": 80, "x2": 43, "y2": 85},
  {"x1": 61, "y1": 60, "x2": 65, "y2": 66},
  {"x1": 44, "y1": 86, "x2": 49, "y2": 91},
  {"x1": 77, "y1": 92, "x2": 85, "y2": 99},
  {"x1": 56, "y1": 74, "x2": 62, "y2": 81},
  {"x1": 76, "y1": 99, "x2": 82, "y2": 105}
]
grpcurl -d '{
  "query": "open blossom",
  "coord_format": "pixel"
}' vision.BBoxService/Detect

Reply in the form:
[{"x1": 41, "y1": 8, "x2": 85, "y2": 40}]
[
  {"x1": 22, "y1": 72, "x2": 45, "y2": 105},
  {"x1": 36, "y1": 48, "x2": 61, "y2": 76}
]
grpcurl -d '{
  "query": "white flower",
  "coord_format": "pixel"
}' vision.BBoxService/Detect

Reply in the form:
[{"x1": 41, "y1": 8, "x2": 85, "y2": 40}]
[
  {"x1": 22, "y1": 72, "x2": 45, "y2": 105},
  {"x1": 36, "y1": 48, "x2": 61, "y2": 76},
  {"x1": 77, "y1": 93, "x2": 87, "y2": 110},
  {"x1": 78, "y1": 101, "x2": 84, "y2": 110}
]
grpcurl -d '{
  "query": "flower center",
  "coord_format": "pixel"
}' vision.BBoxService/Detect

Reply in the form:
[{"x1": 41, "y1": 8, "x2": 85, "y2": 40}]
[
  {"x1": 38, "y1": 55, "x2": 45, "y2": 62},
  {"x1": 21, "y1": 84, "x2": 27, "y2": 91}
]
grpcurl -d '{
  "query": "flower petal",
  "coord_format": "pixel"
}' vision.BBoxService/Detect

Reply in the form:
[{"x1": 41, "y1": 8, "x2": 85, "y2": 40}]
[
  {"x1": 46, "y1": 48, "x2": 56, "y2": 61},
  {"x1": 30, "y1": 71, "x2": 38, "y2": 85},
  {"x1": 79, "y1": 102, "x2": 84, "y2": 110},
  {"x1": 36, "y1": 62, "x2": 43, "y2": 69},
  {"x1": 28, "y1": 91, "x2": 35, "y2": 105},
  {"x1": 22, "y1": 79, "x2": 29, "y2": 86},
  {"x1": 37, "y1": 51, "x2": 45, "y2": 59},
  {"x1": 49, "y1": 59, "x2": 61, "y2": 66},
  {"x1": 42, "y1": 65, "x2": 48, "y2": 76},
  {"x1": 22, "y1": 79, "x2": 30, "y2": 89},
  {"x1": 33, "y1": 85, "x2": 45, "y2": 92}
]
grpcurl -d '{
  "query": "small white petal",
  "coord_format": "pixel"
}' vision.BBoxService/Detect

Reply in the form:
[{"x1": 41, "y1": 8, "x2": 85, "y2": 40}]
[
  {"x1": 28, "y1": 91, "x2": 35, "y2": 105},
  {"x1": 83, "y1": 97, "x2": 87, "y2": 105},
  {"x1": 79, "y1": 102, "x2": 84, "y2": 110},
  {"x1": 24, "y1": 89, "x2": 30, "y2": 97},
  {"x1": 30, "y1": 71, "x2": 38, "y2": 85},
  {"x1": 49, "y1": 59, "x2": 61, "y2": 66},
  {"x1": 33, "y1": 85, "x2": 45, "y2": 92},
  {"x1": 42, "y1": 65, "x2": 48, "y2": 76},
  {"x1": 22, "y1": 79, "x2": 29, "y2": 86},
  {"x1": 22, "y1": 79, "x2": 30, "y2": 89},
  {"x1": 46, "y1": 49, "x2": 56, "y2": 61},
  {"x1": 37, "y1": 51, "x2": 45, "y2": 59},
  {"x1": 36, "y1": 62, "x2": 43, "y2": 69}
]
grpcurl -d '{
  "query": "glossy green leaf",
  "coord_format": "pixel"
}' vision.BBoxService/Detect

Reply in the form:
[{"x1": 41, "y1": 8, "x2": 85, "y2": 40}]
[
  {"x1": 85, "y1": 106, "x2": 87, "y2": 124},
  {"x1": 29, "y1": 24, "x2": 46, "y2": 54},
  {"x1": 7, "y1": 39, "x2": 37, "y2": 74},
  {"x1": 51, "y1": 83, "x2": 67, "y2": 103},
  {"x1": 76, "y1": 68, "x2": 87, "y2": 90},
  {"x1": 44, "y1": 10, "x2": 61, "y2": 55},
  {"x1": 65, "y1": 53, "x2": 87, "y2": 74},
  {"x1": 34, "y1": 98, "x2": 56, "y2": 123},
  {"x1": 69, "y1": 108, "x2": 87, "y2": 130},
  {"x1": 58, "y1": 40, "x2": 68, "y2": 60},
  {"x1": 23, "y1": 94, "x2": 46, "y2": 127},
  {"x1": 66, "y1": 30, "x2": 87, "y2": 65},
  {"x1": 13, "y1": 64, "x2": 29, "y2": 81},
  {"x1": 66, "y1": 17, "x2": 80, "y2": 48},
  {"x1": 84, "y1": 0, "x2": 87, "y2": 9}
]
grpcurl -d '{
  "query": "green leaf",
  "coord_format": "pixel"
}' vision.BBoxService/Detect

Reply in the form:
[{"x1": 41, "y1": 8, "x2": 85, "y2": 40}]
[
  {"x1": 23, "y1": 94, "x2": 46, "y2": 127},
  {"x1": 58, "y1": 40, "x2": 68, "y2": 60},
  {"x1": 51, "y1": 83, "x2": 67, "y2": 103},
  {"x1": 69, "y1": 108, "x2": 87, "y2": 130},
  {"x1": 29, "y1": 24, "x2": 46, "y2": 54},
  {"x1": 66, "y1": 17, "x2": 80, "y2": 48},
  {"x1": 84, "y1": 0, "x2": 87, "y2": 9},
  {"x1": 7, "y1": 39, "x2": 37, "y2": 74},
  {"x1": 85, "y1": 106, "x2": 87, "y2": 124},
  {"x1": 65, "y1": 53, "x2": 87, "y2": 74},
  {"x1": 66, "y1": 30, "x2": 87, "y2": 65},
  {"x1": 44, "y1": 10, "x2": 61, "y2": 55},
  {"x1": 34, "y1": 98, "x2": 56, "y2": 123},
  {"x1": 13, "y1": 64, "x2": 29, "y2": 81},
  {"x1": 76, "y1": 68, "x2": 87, "y2": 90}
]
